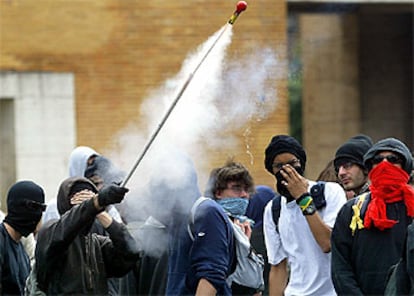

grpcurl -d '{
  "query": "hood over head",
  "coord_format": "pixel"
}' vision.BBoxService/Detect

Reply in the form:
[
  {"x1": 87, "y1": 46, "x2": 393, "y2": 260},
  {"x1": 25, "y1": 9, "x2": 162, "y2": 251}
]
[
  {"x1": 68, "y1": 146, "x2": 99, "y2": 177},
  {"x1": 363, "y1": 137, "x2": 413, "y2": 174},
  {"x1": 57, "y1": 177, "x2": 98, "y2": 215}
]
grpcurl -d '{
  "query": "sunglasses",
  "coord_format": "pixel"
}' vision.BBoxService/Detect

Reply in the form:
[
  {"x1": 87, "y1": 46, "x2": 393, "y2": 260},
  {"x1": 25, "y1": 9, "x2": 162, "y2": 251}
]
[
  {"x1": 372, "y1": 154, "x2": 403, "y2": 165},
  {"x1": 25, "y1": 200, "x2": 47, "y2": 212}
]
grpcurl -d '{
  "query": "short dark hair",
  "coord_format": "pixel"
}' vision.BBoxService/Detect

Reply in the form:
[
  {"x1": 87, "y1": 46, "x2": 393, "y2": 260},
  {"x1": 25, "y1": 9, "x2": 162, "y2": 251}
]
[{"x1": 209, "y1": 160, "x2": 254, "y2": 197}]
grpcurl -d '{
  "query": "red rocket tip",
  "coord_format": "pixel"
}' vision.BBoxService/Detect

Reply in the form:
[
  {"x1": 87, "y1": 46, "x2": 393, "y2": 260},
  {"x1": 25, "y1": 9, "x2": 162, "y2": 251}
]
[{"x1": 235, "y1": 1, "x2": 247, "y2": 13}]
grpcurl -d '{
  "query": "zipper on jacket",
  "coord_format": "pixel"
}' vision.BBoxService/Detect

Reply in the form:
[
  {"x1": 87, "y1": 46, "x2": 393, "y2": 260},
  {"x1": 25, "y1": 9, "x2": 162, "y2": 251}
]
[{"x1": 85, "y1": 235, "x2": 94, "y2": 290}]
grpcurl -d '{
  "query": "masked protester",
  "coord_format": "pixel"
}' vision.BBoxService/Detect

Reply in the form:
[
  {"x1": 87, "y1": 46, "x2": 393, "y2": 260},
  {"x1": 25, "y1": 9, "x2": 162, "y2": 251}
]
[
  {"x1": 262, "y1": 135, "x2": 346, "y2": 296},
  {"x1": 34, "y1": 177, "x2": 139, "y2": 294},
  {"x1": 168, "y1": 160, "x2": 262, "y2": 295},
  {"x1": 0, "y1": 181, "x2": 45, "y2": 295},
  {"x1": 331, "y1": 137, "x2": 414, "y2": 295}
]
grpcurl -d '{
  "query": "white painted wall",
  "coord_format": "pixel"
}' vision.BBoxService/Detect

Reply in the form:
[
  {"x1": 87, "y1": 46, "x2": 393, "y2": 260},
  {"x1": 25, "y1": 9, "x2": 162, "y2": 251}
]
[{"x1": 0, "y1": 72, "x2": 76, "y2": 203}]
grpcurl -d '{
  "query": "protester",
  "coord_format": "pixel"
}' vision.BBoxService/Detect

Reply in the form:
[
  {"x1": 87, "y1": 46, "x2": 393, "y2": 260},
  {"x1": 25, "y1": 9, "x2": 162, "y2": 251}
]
[
  {"x1": 43, "y1": 146, "x2": 99, "y2": 222},
  {"x1": 169, "y1": 160, "x2": 262, "y2": 295},
  {"x1": 44, "y1": 146, "x2": 124, "y2": 222},
  {"x1": 334, "y1": 134, "x2": 373, "y2": 198},
  {"x1": 118, "y1": 149, "x2": 201, "y2": 295},
  {"x1": 262, "y1": 135, "x2": 347, "y2": 296},
  {"x1": 0, "y1": 181, "x2": 45, "y2": 295},
  {"x1": 331, "y1": 137, "x2": 414, "y2": 295},
  {"x1": 245, "y1": 185, "x2": 277, "y2": 295},
  {"x1": 34, "y1": 177, "x2": 139, "y2": 294}
]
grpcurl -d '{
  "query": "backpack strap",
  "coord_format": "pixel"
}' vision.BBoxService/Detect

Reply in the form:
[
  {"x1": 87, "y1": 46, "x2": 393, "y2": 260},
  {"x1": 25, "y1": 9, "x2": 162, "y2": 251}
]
[
  {"x1": 310, "y1": 181, "x2": 327, "y2": 210},
  {"x1": 271, "y1": 195, "x2": 282, "y2": 233},
  {"x1": 350, "y1": 192, "x2": 370, "y2": 236},
  {"x1": 188, "y1": 196, "x2": 211, "y2": 241}
]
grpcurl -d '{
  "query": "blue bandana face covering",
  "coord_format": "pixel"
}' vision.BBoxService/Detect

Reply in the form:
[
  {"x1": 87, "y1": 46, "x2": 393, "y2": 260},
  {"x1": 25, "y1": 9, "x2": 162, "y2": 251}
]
[{"x1": 217, "y1": 197, "x2": 249, "y2": 217}]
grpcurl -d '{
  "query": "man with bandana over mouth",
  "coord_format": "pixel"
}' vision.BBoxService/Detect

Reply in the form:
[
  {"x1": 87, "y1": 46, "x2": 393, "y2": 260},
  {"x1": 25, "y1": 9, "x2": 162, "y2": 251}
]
[
  {"x1": 0, "y1": 181, "x2": 46, "y2": 295},
  {"x1": 331, "y1": 137, "x2": 414, "y2": 295},
  {"x1": 262, "y1": 135, "x2": 346, "y2": 296},
  {"x1": 182, "y1": 160, "x2": 261, "y2": 295}
]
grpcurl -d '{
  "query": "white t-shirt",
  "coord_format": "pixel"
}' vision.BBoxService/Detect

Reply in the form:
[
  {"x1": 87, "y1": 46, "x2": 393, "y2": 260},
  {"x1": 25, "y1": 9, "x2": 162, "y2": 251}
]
[{"x1": 263, "y1": 181, "x2": 346, "y2": 296}]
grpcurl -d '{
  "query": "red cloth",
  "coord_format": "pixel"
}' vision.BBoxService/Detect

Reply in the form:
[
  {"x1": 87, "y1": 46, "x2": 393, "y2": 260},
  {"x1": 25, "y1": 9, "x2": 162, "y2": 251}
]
[{"x1": 364, "y1": 161, "x2": 414, "y2": 230}]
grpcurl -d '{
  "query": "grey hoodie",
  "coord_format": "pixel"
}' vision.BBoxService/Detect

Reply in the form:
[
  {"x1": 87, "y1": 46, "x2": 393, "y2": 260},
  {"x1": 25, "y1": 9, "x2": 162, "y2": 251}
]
[{"x1": 363, "y1": 137, "x2": 413, "y2": 174}]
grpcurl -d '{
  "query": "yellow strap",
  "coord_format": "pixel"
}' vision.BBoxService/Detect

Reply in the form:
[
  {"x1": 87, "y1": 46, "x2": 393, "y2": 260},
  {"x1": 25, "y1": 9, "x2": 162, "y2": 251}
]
[{"x1": 349, "y1": 193, "x2": 368, "y2": 236}]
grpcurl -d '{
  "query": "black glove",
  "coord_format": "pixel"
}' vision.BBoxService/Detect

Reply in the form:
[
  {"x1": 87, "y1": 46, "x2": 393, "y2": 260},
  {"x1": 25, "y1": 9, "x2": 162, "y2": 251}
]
[{"x1": 97, "y1": 184, "x2": 129, "y2": 207}]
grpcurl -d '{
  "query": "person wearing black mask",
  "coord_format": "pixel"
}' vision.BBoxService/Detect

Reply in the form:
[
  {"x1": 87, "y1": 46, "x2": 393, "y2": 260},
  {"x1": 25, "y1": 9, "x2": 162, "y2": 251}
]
[
  {"x1": 0, "y1": 180, "x2": 46, "y2": 295},
  {"x1": 262, "y1": 135, "x2": 346, "y2": 296}
]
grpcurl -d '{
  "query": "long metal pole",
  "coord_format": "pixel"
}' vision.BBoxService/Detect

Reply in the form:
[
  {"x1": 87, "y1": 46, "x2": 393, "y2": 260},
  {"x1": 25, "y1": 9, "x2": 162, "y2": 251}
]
[{"x1": 122, "y1": 2, "x2": 247, "y2": 187}]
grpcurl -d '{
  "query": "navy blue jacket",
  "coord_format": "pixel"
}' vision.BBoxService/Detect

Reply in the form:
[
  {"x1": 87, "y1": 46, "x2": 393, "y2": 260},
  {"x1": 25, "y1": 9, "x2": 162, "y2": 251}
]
[{"x1": 167, "y1": 198, "x2": 235, "y2": 295}]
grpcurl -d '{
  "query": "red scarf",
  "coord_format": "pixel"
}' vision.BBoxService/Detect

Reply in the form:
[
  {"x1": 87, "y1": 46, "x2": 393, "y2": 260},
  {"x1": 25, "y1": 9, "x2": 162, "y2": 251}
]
[{"x1": 364, "y1": 161, "x2": 414, "y2": 230}]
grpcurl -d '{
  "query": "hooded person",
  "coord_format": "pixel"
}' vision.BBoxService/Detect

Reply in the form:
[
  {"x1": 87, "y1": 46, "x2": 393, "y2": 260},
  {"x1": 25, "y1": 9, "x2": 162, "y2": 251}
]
[
  {"x1": 0, "y1": 181, "x2": 45, "y2": 295},
  {"x1": 262, "y1": 135, "x2": 346, "y2": 296},
  {"x1": 334, "y1": 134, "x2": 373, "y2": 196},
  {"x1": 331, "y1": 137, "x2": 414, "y2": 295},
  {"x1": 43, "y1": 146, "x2": 123, "y2": 223},
  {"x1": 34, "y1": 177, "x2": 140, "y2": 294},
  {"x1": 42, "y1": 146, "x2": 99, "y2": 223}
]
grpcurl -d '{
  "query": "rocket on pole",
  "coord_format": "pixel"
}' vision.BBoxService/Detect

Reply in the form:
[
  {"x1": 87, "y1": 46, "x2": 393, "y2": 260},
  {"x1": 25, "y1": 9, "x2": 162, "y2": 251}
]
[{"x1": 228, "y1": 1, "x2": 247, "y2": 25}]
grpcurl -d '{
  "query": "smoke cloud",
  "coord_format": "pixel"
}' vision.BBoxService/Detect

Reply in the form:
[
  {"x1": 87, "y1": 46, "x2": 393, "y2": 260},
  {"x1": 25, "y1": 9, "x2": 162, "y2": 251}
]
[{"x1": 108, "y1": 25, "x2": 281, "y2": 256}]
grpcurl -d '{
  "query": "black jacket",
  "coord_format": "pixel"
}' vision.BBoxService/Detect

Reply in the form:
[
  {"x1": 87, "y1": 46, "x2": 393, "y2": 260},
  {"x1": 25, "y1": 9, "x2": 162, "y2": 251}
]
[
  {"x1": 331, "y1": 194, "x2": 411, "y2": 295},
  {"x1": 35, "y1": 195, "x2": 140, "y2": 294}
]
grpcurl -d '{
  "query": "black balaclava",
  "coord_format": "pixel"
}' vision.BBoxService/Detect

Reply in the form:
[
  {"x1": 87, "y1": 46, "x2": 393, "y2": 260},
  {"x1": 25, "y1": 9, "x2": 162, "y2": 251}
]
[{"x1": 3, "y1": 181, "x2": 45, "y2": 237}]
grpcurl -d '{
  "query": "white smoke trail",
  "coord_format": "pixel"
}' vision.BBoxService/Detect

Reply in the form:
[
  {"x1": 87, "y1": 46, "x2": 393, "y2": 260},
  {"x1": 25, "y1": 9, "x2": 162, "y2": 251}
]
[{"x1": 109, "y1": 25, "x2": 281, "y2": 256}]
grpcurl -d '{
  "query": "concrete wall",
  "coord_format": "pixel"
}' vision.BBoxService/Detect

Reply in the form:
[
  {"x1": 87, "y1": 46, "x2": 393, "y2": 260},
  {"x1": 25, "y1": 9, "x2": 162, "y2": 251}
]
[
  {"x1": 0, "y1": 73, "x2": 76, "y2": 207},
  {"x1": 298, "y1": 4, "x2": 413, "y2": 180},
  {"x1": 301, "y1": 14, "x2": 360, "y2": 179}
]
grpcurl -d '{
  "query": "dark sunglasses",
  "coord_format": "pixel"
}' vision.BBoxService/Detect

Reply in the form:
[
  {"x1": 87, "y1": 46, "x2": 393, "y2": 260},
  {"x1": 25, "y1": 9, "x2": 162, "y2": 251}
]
[{"x1": 372, "y1": 154, "x2": 403, "y2": 165}]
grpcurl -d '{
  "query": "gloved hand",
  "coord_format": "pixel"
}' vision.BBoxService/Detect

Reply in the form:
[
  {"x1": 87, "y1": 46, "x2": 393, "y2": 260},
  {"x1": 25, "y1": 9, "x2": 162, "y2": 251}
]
[{"x1": 97, "y1": 184, "x2": 129, "y2": 207}]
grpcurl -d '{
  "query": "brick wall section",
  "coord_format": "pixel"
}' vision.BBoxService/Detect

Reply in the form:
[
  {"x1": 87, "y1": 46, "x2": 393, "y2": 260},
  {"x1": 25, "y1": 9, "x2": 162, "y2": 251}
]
[{"x1": 0, "y1": 0, "x2": 288, "y2": 189}]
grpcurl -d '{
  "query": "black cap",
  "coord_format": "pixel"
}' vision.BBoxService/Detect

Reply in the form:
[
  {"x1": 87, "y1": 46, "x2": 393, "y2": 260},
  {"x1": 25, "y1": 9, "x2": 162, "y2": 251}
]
[
  {"x1": 264, "y1": 135, "x2": 306, "y2": 174},
  {"x1": 334, "y1": 134, "x2": 373, "y2": 170}
]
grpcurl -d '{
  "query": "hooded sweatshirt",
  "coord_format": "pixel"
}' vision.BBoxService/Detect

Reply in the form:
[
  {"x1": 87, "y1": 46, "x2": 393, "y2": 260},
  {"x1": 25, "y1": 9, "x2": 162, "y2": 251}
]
[{"x1": 35, "y1": 177, "x2": 139, "y2": 294}]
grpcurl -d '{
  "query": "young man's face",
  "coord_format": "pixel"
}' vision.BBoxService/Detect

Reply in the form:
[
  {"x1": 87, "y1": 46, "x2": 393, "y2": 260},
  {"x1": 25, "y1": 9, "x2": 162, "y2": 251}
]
[
  {"x1": 216, "y1": 181, "x2": 250, "y2": 200},
  {"x1": 337, "y1": 162, "x2": 367, "y2": 192}
]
